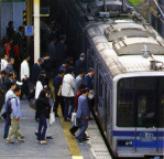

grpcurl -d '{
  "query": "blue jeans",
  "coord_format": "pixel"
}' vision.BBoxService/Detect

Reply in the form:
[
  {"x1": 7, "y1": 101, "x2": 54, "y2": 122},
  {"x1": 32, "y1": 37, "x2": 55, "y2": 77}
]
[
  {"x1": 63, "y1": 97, "x2": 74, "y2": 120},
  {"x1": 3, "y1": 117, "x2": 11, "y2": 139},
  {"x1": 38, "y1": 116, "x2": 47, "y2": 140},
  {"x1": 76, "y1": 118, "x2": 88, "y2": 140}
]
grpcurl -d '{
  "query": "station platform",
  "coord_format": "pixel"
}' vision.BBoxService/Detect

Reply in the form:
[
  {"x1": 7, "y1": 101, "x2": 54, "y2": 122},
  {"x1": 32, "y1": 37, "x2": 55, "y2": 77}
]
[{"x1": 0, "y1": 100, "x2": 111, "y2": 159}]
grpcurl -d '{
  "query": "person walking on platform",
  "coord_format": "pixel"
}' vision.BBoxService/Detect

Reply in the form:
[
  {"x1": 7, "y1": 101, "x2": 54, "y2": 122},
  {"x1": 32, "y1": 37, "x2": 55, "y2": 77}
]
[
  {"x1": 2, "y1": 81, "x2": 16, "y2": 139},
  {"x1": 76, "y1": 88, "x2": 90, "y2": 142},
  {"x1": 7, "y1": 86, "x2": 24, "y2": 144},
  {"x1": 53, "y1": 70, "x2": 64, "y2": 117},
  {"x1": 75, "y1": 53, "x2": 87, "y2": 75},
  {"x1": 48, "y1": 37, "x2": 57, "y2": 71},
  {"x1": 31, "y1": 58, "x2": 43, "y2": 85},
  {"x1": 82, "y1": 68, "x2": 95, "y2": 90},
  {"x1": 75, "y1": 70, "x2": 85, "y2": 93},
  {"x1": 34, "y1": 74, "x2": 45, "y2": 121},
  {"x1": 20, "y1": 55, "x2": 30, "y2": 98},
  {"x1": 61, "y1": 68, "x2": 75, "y2": 121},
  {"x1": 5, "y1": 58, "x2": 15, "y2": 74},
  {"x1": 6, "y1": 21, "x2": 15, "y2": 40},
  {"x1": 55, "y1": 35, "x2": 67, "y2": 67},
  {"x1": 35, "y1": 89, "x2": 51, "y2": 144},
  {"x1": 82, "y1": 68, "x2": 96, "y2": 117}
]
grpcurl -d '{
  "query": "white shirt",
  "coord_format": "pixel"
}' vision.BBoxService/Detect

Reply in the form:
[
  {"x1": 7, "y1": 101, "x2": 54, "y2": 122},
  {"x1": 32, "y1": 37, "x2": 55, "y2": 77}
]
[
  {"x1": 61, "y1": 73, "x2": 75, "y2": 97},
  {"x1": 1, "y1": 59, "x2": 8, "y2": 71},
  {"x1": 35, "y1": 80, "x2": 43, "y2": 99},
  {"x1": 20, "y1": 60, "x2": 30, "y2": 81},
  {"x1": 5, "y1": 89, "x2": 14, "y2": 102}
]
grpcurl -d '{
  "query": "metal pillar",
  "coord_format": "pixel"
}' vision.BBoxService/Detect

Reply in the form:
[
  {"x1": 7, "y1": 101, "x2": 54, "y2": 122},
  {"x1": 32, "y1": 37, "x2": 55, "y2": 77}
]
[{"x1": 33, "y1": 0, "x2": 40, "y2": 63}]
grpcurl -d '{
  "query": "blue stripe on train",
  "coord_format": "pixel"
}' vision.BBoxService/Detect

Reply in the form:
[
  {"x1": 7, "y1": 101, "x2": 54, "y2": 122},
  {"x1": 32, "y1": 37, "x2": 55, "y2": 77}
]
[
  {"x1": 113, "y1": 131, "x2": 164, "y2": 137},
  {"x1": 133, "y1": 140, "x2": 164, "y2": 148}
]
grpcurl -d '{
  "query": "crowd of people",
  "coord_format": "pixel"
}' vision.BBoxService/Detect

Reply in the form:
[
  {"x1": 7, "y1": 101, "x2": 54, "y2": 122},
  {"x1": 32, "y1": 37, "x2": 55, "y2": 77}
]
[{"x1": 0, "y1": 20, "x2": 96, "y2": 145}]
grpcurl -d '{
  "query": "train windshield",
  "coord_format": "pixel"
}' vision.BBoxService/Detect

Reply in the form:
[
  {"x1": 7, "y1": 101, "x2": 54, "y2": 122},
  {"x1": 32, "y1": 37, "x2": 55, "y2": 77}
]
[{"x1": 117, "y1": 77, "x2": 164, "y2": 128}]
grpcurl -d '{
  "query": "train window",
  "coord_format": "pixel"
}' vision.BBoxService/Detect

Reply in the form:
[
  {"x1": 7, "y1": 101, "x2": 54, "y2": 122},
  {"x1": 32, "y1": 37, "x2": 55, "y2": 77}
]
[{"x1": 117, "y1": 77, "x2": 164, "y2": 128}]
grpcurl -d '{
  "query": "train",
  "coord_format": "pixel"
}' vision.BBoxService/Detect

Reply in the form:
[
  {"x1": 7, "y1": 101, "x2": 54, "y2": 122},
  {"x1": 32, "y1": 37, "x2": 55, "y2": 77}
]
[{"x1": 51, "y1": 0, "x2": 164, "y2": 158}]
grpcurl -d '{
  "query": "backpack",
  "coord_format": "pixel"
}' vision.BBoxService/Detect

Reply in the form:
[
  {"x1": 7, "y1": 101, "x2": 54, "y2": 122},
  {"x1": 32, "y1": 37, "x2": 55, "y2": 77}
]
[{"x1": 1, "y1": 97, "x2": 16, "y2": 119}]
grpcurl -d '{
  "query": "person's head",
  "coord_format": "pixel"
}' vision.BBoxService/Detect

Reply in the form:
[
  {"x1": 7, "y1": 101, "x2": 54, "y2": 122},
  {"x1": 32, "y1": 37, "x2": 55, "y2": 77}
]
[
  {"x1": 59, "y1": 35, "x2": 66, "y2": 43},
  {"x1": 0, "y1": 70, "x2": 6, "y2": 77},
  {"x1": 4, "y1": 54, "x2": 9, "y2": 61},
  {"x1": 81, "y1": 87, "x2": 89, "y2": 95},
  {"x1": 8, "y1": 21, "x2": 13, "y2": 27},
  {"x1": 38, "y1": 73, "x2": 46, "y2": 83},
  {"x1": 66, "y1": 67, "x2": 74, "y2": 75},
  {"x1": 12, "y1": 72, "x2": 17, "y2": 80},
  {"x1": 79, "y1": 53, "x2": 85, "y2": 61},
  {"x1": 10, "y1": 82, "x2": 16, "y2": 90},
  {"x1": 9, "y1": 58, "x2": 15, "y2": 64},
  {"x1": 18, "y1": 26, "x2": 24, "y2": 33},
  {"x1": 67, "y1": 57, "x2": 74, "y2": 65},
  {"x1": 24, "y1": 54, "x2": 30, "y2": 61},
  {"x1": 88, "y1": 68, "x2": 95, "y2": 77},
  {"x1": 38, "y1": 58, "x2": 44, "y2": 65},
  {"x1": 13, "y1": 86, "x2": 21, "y2": 97},
  {"x1": 78, "y1": 84, "x2": 86, "y2": 91},
  {"x1": 58, "y1": 70, "x2": 64, "y2": 76},
  {"x1": 78, "y1": 70, "x2": 85, "y2": 76}
]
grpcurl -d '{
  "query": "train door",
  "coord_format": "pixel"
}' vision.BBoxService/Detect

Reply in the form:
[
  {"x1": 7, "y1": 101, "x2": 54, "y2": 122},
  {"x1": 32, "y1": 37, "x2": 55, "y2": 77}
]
[
  {"x1": 103, "y1": 82, "x2": 109, "y2": 134},
  {"x1": 97, "y1": 71, "x2": 108, "y2": 133}
]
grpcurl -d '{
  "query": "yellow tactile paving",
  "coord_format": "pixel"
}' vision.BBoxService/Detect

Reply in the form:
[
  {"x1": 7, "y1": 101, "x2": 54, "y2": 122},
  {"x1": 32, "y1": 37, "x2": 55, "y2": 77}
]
[
  {"x1": 49, "y1": 80, "x2": 83, "y2": 159},
  {"x1": 72, "y1": 156, "x2": 84, "y2": 159},
  {"x1": 59, "y1": 108, "x2": 83, "y2": 158}
]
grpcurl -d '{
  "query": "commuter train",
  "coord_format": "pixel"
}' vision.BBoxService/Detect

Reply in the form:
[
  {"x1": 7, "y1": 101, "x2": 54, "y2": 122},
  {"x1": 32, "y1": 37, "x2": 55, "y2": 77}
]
[{"x1": 52, "y1": 0, "x2": 164, "y2": 158}]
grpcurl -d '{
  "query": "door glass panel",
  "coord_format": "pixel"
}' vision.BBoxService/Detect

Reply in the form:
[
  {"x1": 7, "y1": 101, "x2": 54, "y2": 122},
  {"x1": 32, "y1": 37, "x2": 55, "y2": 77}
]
[
  {"x1": 117, "y1": 77, "x2": 164, "y2": 128},
  {"x1": 137, "y1": 92, "x2": 156, "y2": 127}
]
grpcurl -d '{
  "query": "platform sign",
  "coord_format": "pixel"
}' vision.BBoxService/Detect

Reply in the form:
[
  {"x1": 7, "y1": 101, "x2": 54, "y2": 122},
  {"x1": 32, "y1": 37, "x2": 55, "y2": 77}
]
[{"x1": 25, "y1": 25, "x2": 33, "y2": 36}]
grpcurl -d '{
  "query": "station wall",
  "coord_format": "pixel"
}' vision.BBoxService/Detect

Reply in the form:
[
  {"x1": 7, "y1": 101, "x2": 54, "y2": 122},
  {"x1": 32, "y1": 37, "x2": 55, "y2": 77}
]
[{"x1": 0, "y1": 2, "x2": 25, "y2": 39}]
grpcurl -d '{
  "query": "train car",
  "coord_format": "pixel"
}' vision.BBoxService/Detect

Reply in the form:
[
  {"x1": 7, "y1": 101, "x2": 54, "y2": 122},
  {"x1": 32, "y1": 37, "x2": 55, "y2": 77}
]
[
  {"x1": 86, "y1": 19, "x2": 164, "y2": 158},
  {"x1": 52, "y1": 0, "x2": 164, "y2": 158}
]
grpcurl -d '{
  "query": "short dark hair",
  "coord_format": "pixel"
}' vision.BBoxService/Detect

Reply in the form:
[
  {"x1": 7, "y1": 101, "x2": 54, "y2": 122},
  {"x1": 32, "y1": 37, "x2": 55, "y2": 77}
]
[
  {"x1": 13, "y1": 86, "x2": 21, "y2": 93},
  {"x1": 81, "y1": 87, "x2": 89, "y2": 94},
  {"x1": 88, "y1": 67, "x2": 95, "y2": 73}
]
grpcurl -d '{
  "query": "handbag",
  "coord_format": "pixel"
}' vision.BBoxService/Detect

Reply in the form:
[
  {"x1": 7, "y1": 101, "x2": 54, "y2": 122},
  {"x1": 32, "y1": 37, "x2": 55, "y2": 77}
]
[
  {"x1": 71, "y1": 112, "x2": 77, "y2": 126},
  {"x1": 1, "y1": 112, "x2": 7, "y2": 119},
  {"x1": 49, "y1": 107, "x2": 55, "y2": 125}
]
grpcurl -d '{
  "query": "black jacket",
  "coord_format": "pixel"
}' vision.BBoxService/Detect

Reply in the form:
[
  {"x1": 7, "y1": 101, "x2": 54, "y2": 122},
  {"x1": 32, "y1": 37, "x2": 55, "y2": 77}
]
[{"x1": 36, "y1": 97, "x2": 50, "y2": 118}]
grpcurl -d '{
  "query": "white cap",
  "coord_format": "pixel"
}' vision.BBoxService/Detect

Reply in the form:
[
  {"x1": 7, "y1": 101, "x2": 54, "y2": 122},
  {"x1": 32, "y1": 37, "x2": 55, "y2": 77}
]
[{"x1": 16, "y1": 81, "x2": 23, "y2": 86}]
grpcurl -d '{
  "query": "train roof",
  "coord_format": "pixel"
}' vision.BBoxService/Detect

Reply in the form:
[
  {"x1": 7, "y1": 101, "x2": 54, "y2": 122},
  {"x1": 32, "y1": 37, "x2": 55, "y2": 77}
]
[{"x1": 87, "y1": 20, "x2": 164, "y2": 77}]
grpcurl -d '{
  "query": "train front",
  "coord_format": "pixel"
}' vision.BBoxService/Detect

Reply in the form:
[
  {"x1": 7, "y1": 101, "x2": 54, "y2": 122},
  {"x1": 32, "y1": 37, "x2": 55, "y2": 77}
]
[
  {"x1": 110, "y1": 24, "x2": 164, "y2": 157},
  {"x1": 113, "y1": 73, "x2": 164, "y2": 158}
]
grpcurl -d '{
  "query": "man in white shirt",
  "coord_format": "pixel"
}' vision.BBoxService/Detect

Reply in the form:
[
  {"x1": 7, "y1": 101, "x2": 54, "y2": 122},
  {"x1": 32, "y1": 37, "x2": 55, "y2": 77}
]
[
  {"x1": 1, "y1": 54, "x2": 9, "y2": 71},
  {"x1": 61, "y1": 68, "x2": 76, "y2": 121},
  {"x1": 20, "y1": 55, "x2": 30, "y2": 98}
]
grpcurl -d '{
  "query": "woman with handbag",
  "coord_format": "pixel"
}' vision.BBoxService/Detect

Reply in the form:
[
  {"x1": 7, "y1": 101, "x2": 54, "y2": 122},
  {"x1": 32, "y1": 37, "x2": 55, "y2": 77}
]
[{"x1": 35, "y1": 89, "x2": 51, "y2": 144}]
